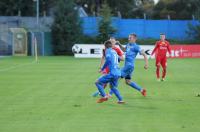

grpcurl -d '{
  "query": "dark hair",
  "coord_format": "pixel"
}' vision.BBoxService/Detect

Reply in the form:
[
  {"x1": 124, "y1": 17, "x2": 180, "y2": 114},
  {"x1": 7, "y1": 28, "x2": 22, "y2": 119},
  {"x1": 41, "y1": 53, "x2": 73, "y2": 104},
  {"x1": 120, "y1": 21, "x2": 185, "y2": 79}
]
[
  {"x1": 104, "y1": 40, "x2": 112, "y2": 48},
  {"x1": 160, "y1": 33, "x2": 165, "y2": 35},
  {"x1": 129, "y1": 33, "x2": 137, "y2": 38}
]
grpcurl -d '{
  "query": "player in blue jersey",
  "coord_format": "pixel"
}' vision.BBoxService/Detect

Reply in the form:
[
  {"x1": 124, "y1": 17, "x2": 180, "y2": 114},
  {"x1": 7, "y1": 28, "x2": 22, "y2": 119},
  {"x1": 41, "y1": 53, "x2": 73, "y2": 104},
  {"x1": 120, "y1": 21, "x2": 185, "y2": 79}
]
[
  {"x1": 109, "y1": 33, "x2": 148, "y2": 97},
  {"x1": 92, "y1": 37, "x2": 124, "y2": 97},
  {"x1": 95, "y1": 40, "x2": 125, "y2": 104}
]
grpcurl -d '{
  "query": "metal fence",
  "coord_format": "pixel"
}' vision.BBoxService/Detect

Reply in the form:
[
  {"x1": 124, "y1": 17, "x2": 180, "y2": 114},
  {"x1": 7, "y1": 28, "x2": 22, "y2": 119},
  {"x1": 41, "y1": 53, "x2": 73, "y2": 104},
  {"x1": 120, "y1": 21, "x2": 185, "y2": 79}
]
[
  {"x1": 0, "y1": 17, "x2": 52, "y2": 56},
  {"x1": 0, "y1": 22, "x2": 12, "y2": 55},
  {"x1": 82, "y1": 17, "x2": 199, "y2": 40}
]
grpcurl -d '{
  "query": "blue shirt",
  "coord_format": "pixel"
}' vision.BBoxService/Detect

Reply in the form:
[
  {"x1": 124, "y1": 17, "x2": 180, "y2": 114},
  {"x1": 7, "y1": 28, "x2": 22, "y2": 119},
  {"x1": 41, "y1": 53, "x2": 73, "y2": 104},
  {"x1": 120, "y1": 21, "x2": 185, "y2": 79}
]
[
  {"x1": 125, "y1": 43, "x2": 141, "y2": 66},
  {"x1": 101, "y1": 48, "x2": 121, "y2": 76}
]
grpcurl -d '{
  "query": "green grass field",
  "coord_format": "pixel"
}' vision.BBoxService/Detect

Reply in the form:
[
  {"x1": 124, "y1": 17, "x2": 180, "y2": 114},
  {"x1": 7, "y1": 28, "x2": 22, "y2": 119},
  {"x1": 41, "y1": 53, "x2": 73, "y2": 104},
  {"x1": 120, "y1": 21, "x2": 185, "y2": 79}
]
[{"x1": 0, "y1": 56, "x2": 200, "y2": 132}]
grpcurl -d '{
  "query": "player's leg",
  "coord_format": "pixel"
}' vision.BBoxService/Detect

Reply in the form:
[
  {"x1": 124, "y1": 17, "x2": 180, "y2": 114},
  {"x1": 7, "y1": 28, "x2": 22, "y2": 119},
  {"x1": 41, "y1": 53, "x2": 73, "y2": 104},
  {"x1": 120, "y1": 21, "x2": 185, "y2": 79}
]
[
  {"x1": 156, "y1": 57, "x2": 161, "y2": 81},
  {"x1": 105, "y1": 83, "x2": 113, "y2": 98},
  {"x1": 92, "y1": 91, "x2": 100, "y2": 97},
  {"x1": 92, "y1": 69, "x2": 109, "y2": 97},
  {"x1": 125, "y1": 76, "x2": 146, "y2": 97},
  {"x1": 161, "y1": 57, "x2": 167, "y2": 81},
  {"x1": 108, "y1": 66, "x2": 127, "y2": 97},
  {"x1": 92, "y1": 83, "x2": 107, "y2": 97},
  {"x1": 123, "y1": 67, "x2": 141, "y2": 91},
  {"x1": 95, "y1": 75, "x2": 111, "y2": 103},
  {"x1": 95, "y1": 80, "x2": 106, "y2": 97},
  {"x1": 110, "y1": 76, "x2": 124, "y2": 104}
]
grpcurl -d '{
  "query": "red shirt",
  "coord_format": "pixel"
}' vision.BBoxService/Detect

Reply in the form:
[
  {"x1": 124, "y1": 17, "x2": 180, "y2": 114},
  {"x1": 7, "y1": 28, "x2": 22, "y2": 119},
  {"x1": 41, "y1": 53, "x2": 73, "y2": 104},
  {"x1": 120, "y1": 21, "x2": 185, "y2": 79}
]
[
  {"x1": 103, "y1": 46, "x2": 123, "y2": 57},
  {"x1": 151, "y1": 40, "x2": 171, "y2": 57}
]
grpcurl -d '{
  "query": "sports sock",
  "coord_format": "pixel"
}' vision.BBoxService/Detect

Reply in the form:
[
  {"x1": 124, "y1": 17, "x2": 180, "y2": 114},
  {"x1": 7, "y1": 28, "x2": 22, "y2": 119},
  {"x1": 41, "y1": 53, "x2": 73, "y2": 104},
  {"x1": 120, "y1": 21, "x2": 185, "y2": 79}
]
[
  {"x1": 156, "y1": 66, "x2": 160, "y2": 79},
  {"x1": 95, "y1": 83, "x2": 106, "y2": 97},
  {"x1": 110, "y1": 87, "x2": 122, "y2": 101},
  {"x1": 162, "y1": 68, "x2": 166, "y2": 79},
  {"x1": 92, "y1": 91, "x2": 100, "y2": 97},
  {"x1": 109, "y1": 89, "x2": 113, "y2": 95},
  {"x1": 128, "y1": 81, "x2": 142, "y2": 92}
]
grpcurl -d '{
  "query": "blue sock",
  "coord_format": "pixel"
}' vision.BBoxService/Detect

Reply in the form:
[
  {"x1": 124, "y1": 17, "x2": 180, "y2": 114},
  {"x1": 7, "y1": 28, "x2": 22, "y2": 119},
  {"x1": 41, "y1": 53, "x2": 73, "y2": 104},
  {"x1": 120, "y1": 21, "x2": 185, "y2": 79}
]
[
  {"x1": 129, "y1": 82, "x2": 142, "y2": 92},
  {"x1": 110, "y1": 87, "x2": 122, "y2": 101},
  {"x1": 109, "y1": 89, "x2": 113, "y2": 95},
  {"x1": 95, "y1": 82, "x2": 106, "y2": 97},
  {"x1": 92, "y1": 91, "x2": 100, "y2": 97}
]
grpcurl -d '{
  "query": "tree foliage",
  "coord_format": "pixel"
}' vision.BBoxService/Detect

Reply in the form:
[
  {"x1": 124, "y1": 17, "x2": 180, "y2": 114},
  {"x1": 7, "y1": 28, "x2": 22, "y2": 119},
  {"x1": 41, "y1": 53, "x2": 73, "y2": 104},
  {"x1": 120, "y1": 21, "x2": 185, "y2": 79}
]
[
  {"x1": 187, "y1": 4, "x2": 200, "y2": 43},
  {"x1": 0, "y1": 0, "x2": 34, "y2": 16},
  {"x1": 51, "y1": 0, "x2": 82, "y2": 55},
  {"x1": 97, "y1": 2, "x2": 116, "y2": 43},
  {"x1": 152, "y1": 0, "x2": 199, "y2": 19},
  {"x1": 0, "y1": 0, "x2": 55, "y2": 16}
]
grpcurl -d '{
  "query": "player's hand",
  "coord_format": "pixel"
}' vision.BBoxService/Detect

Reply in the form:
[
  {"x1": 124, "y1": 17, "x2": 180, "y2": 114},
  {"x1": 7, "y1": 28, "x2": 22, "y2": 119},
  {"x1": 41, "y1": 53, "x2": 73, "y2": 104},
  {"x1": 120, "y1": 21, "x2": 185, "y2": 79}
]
[{"x1": 144, "y1": 64, "x2": 148, "y2": 69}]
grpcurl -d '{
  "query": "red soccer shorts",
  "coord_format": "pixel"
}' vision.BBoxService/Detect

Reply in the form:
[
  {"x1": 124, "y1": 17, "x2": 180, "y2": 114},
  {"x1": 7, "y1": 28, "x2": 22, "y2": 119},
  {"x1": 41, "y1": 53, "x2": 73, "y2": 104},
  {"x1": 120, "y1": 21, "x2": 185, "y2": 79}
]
[{"x1": 156, "y1": 56, "x2": 167, "y2": 68}]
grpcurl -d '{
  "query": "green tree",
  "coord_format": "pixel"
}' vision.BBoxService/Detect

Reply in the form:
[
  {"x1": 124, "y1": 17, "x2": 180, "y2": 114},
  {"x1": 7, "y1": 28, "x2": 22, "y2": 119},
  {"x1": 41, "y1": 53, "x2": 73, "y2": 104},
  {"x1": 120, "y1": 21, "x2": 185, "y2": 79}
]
[
  {"x1": 97, "y1": 2, "x2": 116, "y2": 43},
  {"x1": 187, "y1": 22, "x2": 200, "y2": 43},
  {"x1": 0, "y1": 0, "x2": 34, "y2": 16},
  {"x1": 74, "y1": 0, "x2": 155, "y2": 18},
  {"x1": 0, "y1": 0, "x2": 54, "y2": 16},
  {"x1": 152, "y1": 0, "x2": 199, "y2": 19},
  {"x1": 187, "y1": 3, "x2": 200, "y2": 43},
  {"x1": 51, "y1": 0, "x2": 83, "y2": 55},
  {"x1": 106, "y1": 0, "x2": 136, "y2": 18},
  {"x1": 75, "y1": 0, "x2": 96, "y2": 16}
]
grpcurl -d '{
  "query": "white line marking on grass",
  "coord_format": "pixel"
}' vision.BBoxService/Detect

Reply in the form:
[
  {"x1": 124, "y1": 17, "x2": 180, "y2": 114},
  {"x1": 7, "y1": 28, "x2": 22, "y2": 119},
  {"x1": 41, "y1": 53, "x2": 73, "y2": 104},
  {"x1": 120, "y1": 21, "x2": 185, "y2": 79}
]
[{"x1": 0, "y1": 61, "x2": 36, "y2": 72}]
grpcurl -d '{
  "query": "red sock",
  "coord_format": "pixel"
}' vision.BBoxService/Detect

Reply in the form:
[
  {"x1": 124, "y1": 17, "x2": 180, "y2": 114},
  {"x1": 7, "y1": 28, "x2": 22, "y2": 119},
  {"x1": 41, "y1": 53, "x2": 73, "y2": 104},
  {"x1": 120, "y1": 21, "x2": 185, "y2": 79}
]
[
  {"x1": 162, "y1": 68, "x2": 166, "y2": 79},
  {"x1": 156, "y1": 66, "x2": 160, "y2": 79}
]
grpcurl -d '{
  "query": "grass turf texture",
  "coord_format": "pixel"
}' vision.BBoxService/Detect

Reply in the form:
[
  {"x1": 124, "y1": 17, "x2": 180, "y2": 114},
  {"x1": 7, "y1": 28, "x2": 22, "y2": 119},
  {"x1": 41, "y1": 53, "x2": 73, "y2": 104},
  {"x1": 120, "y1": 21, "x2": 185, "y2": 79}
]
[{"x1": 0, "y1": 56, "x2": 200, "y2": 132}]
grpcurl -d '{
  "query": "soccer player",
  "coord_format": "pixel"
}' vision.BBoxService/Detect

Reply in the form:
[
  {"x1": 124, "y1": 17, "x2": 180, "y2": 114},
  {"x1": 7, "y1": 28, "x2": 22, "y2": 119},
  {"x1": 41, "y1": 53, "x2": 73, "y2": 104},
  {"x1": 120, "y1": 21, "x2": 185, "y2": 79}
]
[
  {"x1": 99, "y1": 37, "x2": 124, "y2": 74},
  {"x1": 115, "y1": 33, "x2": 148, "y2": 97},
  {"x1": 151, "y1": 33, "x2": 171, "y2": 81},
  {"x1": 95, "y1": 40, "x2": 124, "y2": 104},
  {"x1": 92, "y1": 37, "x2": 123, "y2": 97}
]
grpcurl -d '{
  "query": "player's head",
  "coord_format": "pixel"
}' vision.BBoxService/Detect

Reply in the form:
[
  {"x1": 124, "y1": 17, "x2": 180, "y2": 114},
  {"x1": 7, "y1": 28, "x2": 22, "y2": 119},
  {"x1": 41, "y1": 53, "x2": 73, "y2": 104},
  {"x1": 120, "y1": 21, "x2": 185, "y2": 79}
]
[
  {"x1": 104, "y1": 40, "x2": 112, "y2": 49},
  {"x1": 160, "y1": 33, "x2": 166, "y2": 41},
  {"x1": 109, "y1": 37, "x2": 116, "y2": 47},
  {"x1": 128, "y1": 33, "x2": 137, "y2": 43}
]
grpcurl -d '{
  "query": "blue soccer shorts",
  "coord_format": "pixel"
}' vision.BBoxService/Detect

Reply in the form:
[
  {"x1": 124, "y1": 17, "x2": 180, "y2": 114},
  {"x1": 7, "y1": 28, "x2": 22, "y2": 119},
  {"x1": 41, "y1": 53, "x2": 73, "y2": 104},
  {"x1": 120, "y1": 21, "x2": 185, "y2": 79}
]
[
  {"x1": 98, "y1": 74, "x2": 119, "y2": 88},
  {"x1": 121, "y1": 65, "x2": 134, "y2": 80}
]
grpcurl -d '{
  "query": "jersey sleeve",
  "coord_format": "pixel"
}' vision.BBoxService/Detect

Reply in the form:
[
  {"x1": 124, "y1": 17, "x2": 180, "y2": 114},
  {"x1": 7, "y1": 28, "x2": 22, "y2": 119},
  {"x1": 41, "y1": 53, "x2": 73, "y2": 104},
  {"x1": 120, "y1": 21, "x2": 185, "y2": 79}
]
[
  {"x1": 132, "y1": 45, "x2": 142, "y2": 54},
  {"x1": 115, "y1": 47, "x2": 123, "y2": 56},
  {"x1": 101, "y1": 54, "x2": 110, "y2": 71},
  {"x1": 151, "y1": 41, "x2": 159, "y2": 55},
  {"x1": 167, "y1": 42, "x2": 171, "y2": 55}
]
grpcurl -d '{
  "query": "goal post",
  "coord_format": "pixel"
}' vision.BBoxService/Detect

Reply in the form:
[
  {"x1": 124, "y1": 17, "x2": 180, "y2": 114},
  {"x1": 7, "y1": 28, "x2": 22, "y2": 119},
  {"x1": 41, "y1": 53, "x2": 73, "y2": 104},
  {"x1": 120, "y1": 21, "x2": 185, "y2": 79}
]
[{"x1": 34, "y1": 37, "x2": 38, "y2": 62}]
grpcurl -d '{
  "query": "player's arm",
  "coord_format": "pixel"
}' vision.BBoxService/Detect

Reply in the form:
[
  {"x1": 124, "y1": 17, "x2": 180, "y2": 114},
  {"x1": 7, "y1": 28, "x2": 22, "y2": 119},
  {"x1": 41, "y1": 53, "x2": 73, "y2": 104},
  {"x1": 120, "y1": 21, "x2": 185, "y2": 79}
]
[
  {"x1": 99, "y1": 56, "x2": 105, "y2": 69},
  {"x1": 101, "y1": 55, "x2": 110, "y2": 71},
  {"x1": 151, "y1": 42, "x2": 158, "y2": 56},
  {"x1": 116, "y1": 41, "x2": 126, "y2": 52},
  {"x1": 140, "y1": 49, "x2": 148, "y2": 69},
  {"x1": 167, "y1": 42, "x2": 171, "y2": 55},
  {"x1": 116, "y1": 45, "x2": 124, "y2": 61},
  {"x1": 99, "y1": 49, "x2": 105, "y2": 69}
]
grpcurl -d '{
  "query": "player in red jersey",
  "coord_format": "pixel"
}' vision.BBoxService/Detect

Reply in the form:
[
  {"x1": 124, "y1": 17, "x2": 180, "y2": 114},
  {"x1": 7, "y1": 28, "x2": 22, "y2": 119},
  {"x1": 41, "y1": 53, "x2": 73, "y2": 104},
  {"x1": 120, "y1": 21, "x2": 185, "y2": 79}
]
[
  {"x1": 151, "y1": 33, "x2": 171, "y2": 81},
  {"x1": 92, "y1": 37, "x2": 124, "y2": 97}
]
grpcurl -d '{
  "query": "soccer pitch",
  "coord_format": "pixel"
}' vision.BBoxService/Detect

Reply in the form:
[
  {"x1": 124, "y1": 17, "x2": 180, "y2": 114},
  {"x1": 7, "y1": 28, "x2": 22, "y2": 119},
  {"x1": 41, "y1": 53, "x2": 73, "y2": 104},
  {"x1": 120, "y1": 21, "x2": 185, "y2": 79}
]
[{"x1": 0, "y1": 56, "x2": 199, "y2": 132}]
